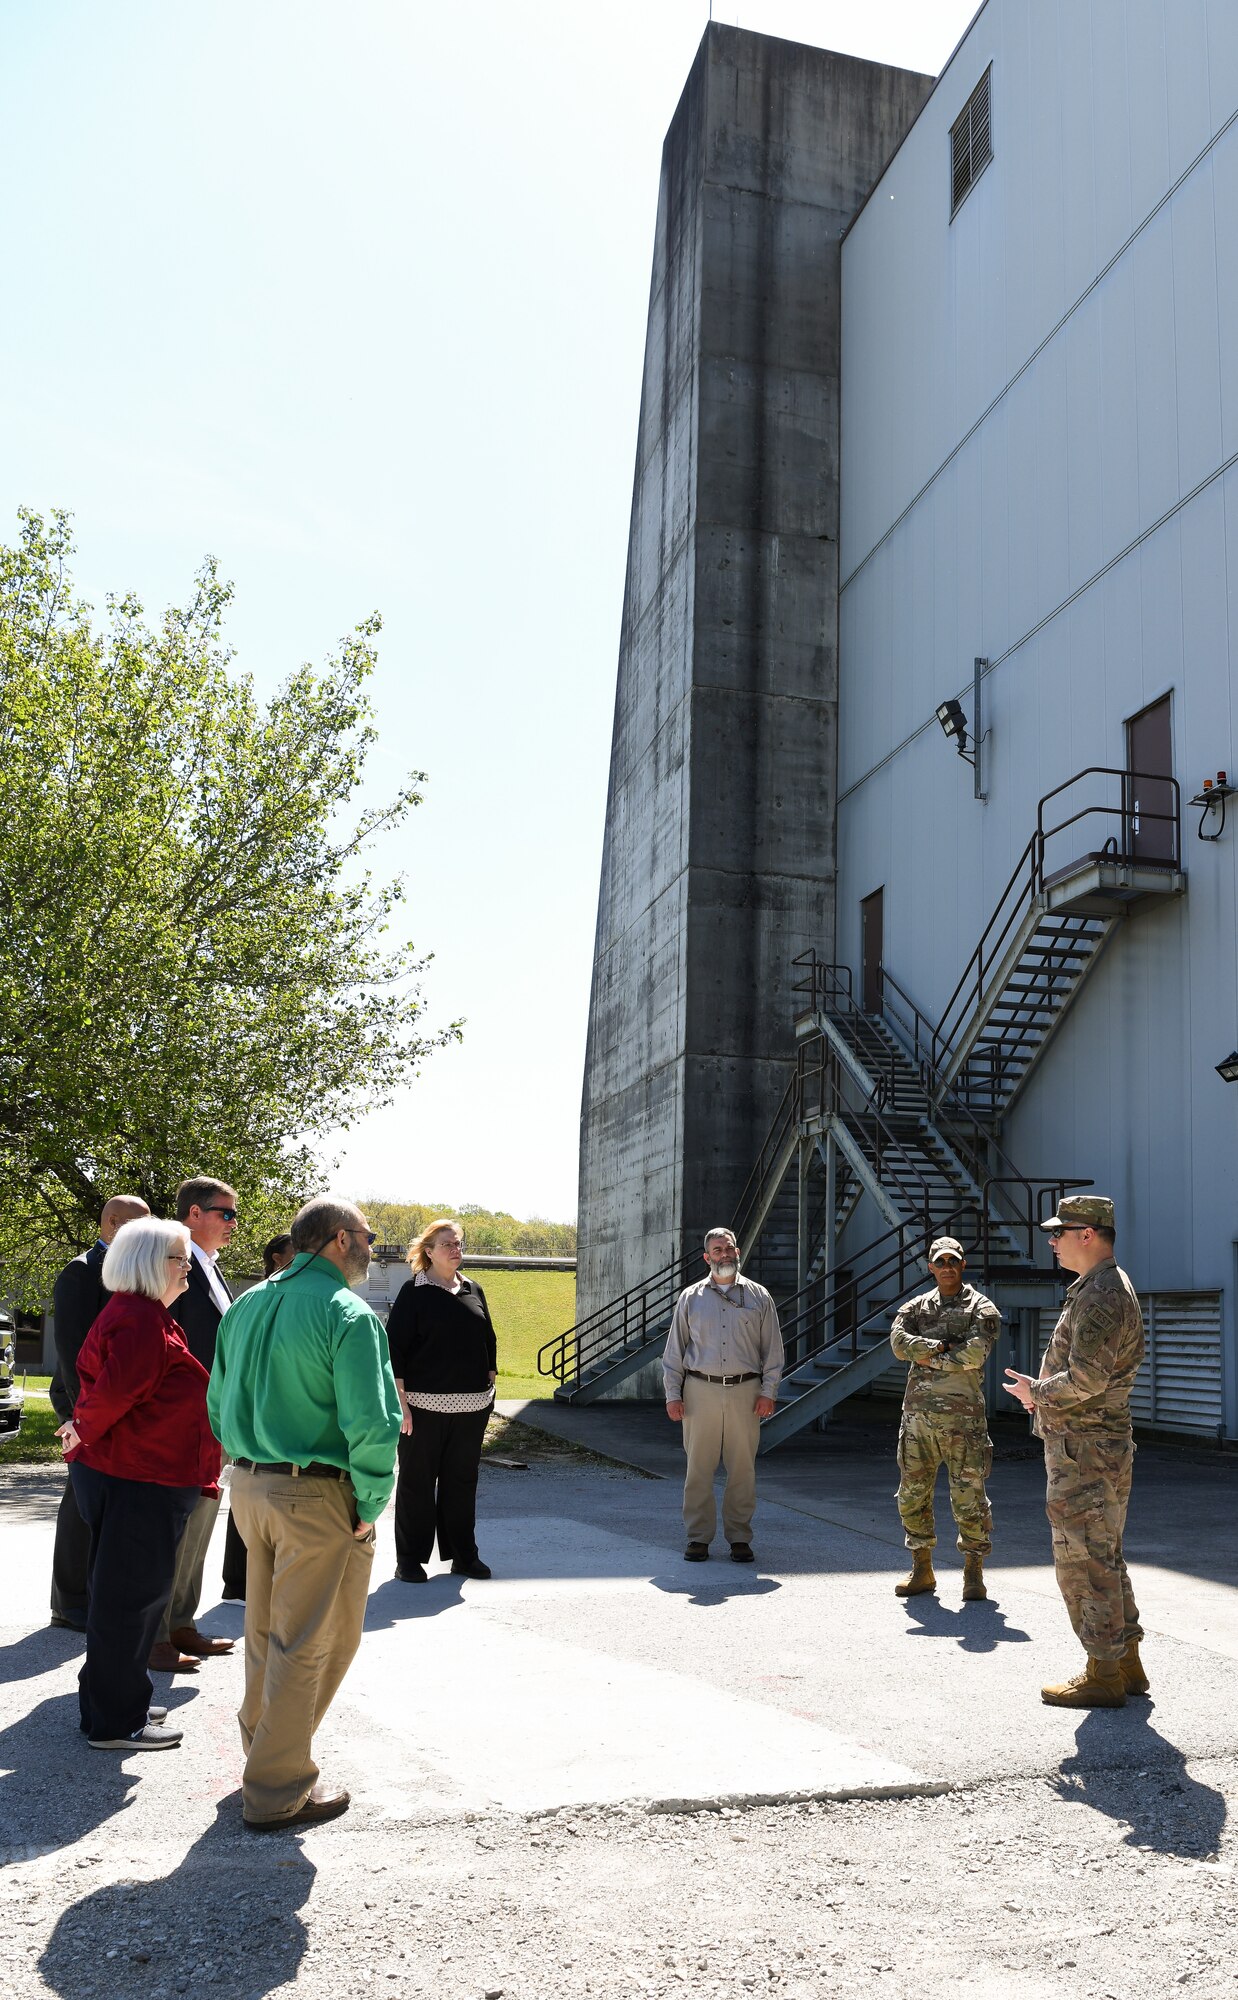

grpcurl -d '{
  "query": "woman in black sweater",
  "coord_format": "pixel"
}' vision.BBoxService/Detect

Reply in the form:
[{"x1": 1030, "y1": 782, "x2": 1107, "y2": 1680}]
[{"x1": 385, "y1": 1218, "x2": 497, "y2": 1581}]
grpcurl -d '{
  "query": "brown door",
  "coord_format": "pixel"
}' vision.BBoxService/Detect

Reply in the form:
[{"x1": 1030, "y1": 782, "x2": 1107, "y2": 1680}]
[
  {"x1": 861, "y1": 889, "x2": 884, "y2": 1013},
  {"x1": 1126, "y1": 696, "x2": 1175, "y2": 862}
]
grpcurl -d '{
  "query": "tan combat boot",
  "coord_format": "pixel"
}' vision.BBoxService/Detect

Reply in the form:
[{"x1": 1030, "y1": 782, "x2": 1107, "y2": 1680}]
[
  {"x1": 895, "y1": 1550, "x2": 936, "y2": 1597},
  {"x1": 1120, "y1": 1642, "x2": 1150, "y2": 1696},
  {"x1": 1041, "y1": 1657, "x2": 1127, "y2": 1708},
  {"x1": 961, "y1": 1554, "x2": 987, "y2": 1601}
]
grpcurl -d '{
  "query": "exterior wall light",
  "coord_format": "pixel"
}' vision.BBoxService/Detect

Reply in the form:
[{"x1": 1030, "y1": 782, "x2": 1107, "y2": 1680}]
[
  {"x1": 936, "y1": 699, "x2": 968, "y2": 749},
  {"x1": 935, "y1": 659, "x2": 990, "y2": 802},
  {"x1": 1216, "y1": 1052, "x2": 1238, "y2": 1084},
  {"x1": 1190, "y1": 771, "x2": 1235, "y2": 842}
]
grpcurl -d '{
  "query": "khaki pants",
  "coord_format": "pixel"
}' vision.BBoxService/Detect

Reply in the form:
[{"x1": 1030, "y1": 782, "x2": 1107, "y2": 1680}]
[
  {"x1": 229, "y1": 1466, "x2": 375, "y2": 1822},
  {"x1": 681, "y1": 1376, "x2": 762, "y2": 1545},
  {"x1": 157, "y1": 1489, "x2": 221, "y2": 1641}
]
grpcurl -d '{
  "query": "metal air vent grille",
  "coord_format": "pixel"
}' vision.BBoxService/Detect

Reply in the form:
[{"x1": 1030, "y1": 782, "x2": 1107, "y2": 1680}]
[{"x1": 951, "y1": 66, "x2": 993, "y2": 217}]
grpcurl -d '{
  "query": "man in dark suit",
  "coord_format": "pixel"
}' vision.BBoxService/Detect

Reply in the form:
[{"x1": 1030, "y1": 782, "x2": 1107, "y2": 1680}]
[
  {"x1": 48, "y1": 1194, "x2": 150, "y2": 1629},
  {"x1": 150, "y1": 1175, "x2": 242, "y2": 1670}
]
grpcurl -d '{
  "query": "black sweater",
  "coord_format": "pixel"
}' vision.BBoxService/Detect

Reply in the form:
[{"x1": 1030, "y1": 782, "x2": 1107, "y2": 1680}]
[{"x1": 385, "y1": 1277, "x2": 497, "y2": 1393}]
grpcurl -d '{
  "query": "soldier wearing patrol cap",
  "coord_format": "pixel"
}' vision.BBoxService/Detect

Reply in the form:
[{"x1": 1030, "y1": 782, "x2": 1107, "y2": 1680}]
[
  {"x1": 1003, "y1": 1194, "x2": 1146, "y2": 1708},
  {"x1": 888, "y1": 1236, "x2": 1001, "y2": 1601}
]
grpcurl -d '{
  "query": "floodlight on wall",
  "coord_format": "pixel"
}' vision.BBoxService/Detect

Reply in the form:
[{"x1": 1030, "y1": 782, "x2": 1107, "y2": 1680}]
[
  {"x1": 936, "y1": 699, "x2": 968, "y2": 750},
  {"x1": 1216, "y1": 1051, "x2": 1238, "y2": 1084},
  {"x1": 935, "y1": 659, "x2": 991, "y2": 802}
]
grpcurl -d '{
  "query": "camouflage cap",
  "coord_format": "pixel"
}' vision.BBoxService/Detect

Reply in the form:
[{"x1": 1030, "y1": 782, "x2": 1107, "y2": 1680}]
[
  {"x1": 1040, "y1": 1193, "x2": 1115, "y2": 1232},
  {"x1": 927, "y1": 1236, "x2": 965, "y2": 1264}
]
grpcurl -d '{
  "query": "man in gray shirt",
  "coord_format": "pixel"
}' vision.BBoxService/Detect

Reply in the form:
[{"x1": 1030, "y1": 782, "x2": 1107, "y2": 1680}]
[{"x1": 664, "y1": 1227, "x2": 784, "y2": 1563}]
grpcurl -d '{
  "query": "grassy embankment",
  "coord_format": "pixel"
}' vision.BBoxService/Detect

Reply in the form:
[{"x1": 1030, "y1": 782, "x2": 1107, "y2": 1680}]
[{"x1": 0, "y1": 1270, "x2": 578, "y2": 1467}]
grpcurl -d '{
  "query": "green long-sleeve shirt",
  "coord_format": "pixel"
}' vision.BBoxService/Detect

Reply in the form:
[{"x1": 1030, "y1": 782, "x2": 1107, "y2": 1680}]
[{"x1": 207, "y1": 1252, "x2": 402, "y2": 1524}]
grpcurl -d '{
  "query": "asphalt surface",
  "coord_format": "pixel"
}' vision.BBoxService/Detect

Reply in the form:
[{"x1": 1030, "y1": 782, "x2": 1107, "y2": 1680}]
[{"x1": 2, "y1": 1405, "x2": 1238, "y2": 1998}]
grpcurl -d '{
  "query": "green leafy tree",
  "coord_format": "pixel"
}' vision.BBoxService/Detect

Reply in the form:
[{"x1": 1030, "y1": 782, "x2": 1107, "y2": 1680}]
[
  {"x1": 360, "y1": 1199, "x2": 576, "y2": 1259},
  {"x1": 0, "y1": 508, "x2": 457, "y2": 1303}
]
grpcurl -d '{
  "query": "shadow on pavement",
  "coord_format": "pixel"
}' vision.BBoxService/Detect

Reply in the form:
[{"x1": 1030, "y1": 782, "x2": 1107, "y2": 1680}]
[
  {"x1": 0, "y1": 1690, "x2": 137, "y2": 1852},
  {"x1": 650, "y1": 1574, "x2": 781, "y2": 1607},
  {"x1": 38, "y1": 1795, "x2": 316, "y2": 2000},
  {"x1": 900, "y1": 1594, "x2": 1032, "y2": 1651},
  {"x1": 1051, "y1": 1706, "x2": 1227, "y2": 1858},
  {"x1": 365, "y1": 1574, "x2": 466, "y2": 1626},
  {"x1": 0, "y1": 1624, "x2": 86, "y2": 1687}
]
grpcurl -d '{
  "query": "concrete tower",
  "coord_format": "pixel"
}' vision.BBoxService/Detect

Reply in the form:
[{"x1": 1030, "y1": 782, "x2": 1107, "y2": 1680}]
[{"x1": 578, "y1": 25, "x2": 933, "y2": 1337}]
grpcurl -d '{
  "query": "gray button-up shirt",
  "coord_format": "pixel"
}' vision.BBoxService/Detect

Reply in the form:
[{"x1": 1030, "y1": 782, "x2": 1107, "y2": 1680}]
[{"x1": 663, "y1": 1274, "x2": 784, "y2": 1401}]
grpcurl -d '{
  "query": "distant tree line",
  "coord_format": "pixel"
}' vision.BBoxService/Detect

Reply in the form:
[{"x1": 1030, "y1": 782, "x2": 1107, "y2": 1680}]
[{"x1": 361, "y1": 1201, "x2": 576, "y2": 1258}]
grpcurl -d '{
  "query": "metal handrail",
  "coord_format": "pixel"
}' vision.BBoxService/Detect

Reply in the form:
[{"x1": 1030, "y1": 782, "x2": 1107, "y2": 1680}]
[
  {"x1": 538, "y1": 1251, "x2": 699, "y2": 1386},
  {"x1": 934, "y1": 766, "x2": 1180, "y2": 1074},
  {"x1": 731, "y1": 1071, "x2": 801, "y2": 1252},
  {"x1": 795, "y1": 955, "x2": 1088, "y2": 1266}
]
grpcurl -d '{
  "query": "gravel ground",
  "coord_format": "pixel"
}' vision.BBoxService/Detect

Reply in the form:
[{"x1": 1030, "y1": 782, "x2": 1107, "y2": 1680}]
[{"x1": 4, "y1": 1770, "x2": 1238, "y2": 2000}]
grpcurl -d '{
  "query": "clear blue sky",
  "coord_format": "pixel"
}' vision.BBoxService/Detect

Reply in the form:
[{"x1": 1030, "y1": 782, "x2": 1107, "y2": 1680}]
[{"x1": 0, "y1": 0, "x2": 976, "y2": 1222}]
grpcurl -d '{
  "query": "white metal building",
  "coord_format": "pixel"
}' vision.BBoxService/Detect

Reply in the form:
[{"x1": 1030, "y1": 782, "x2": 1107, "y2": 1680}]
[{"x1": 837, "y1": 0, "x2": 1238, "y2": 1434}]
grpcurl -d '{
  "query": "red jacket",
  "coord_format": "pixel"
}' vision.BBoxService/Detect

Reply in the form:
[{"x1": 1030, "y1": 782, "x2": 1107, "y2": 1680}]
[{"x1": 69, "y1": 1292, "x2": 221, "y2": 1493}]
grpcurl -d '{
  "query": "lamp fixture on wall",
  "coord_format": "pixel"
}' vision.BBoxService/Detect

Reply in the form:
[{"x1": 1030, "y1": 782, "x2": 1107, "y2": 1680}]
[
  {"x1": 1189, "y1": 771, "x2": 1235, "y2": 842},
  {"x1": 935, "y1": 658, "x2": 990, "y2": 802},
  {"x1": 1216, "y1": 1051, "x2": 1238, "y2": 1084}
]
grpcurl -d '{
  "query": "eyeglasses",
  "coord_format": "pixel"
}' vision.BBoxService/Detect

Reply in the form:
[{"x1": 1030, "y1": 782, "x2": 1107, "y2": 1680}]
[
  {"x1": 166, "y1": 1254, "x2": 192, "y2": 1267},
  {"x1": 203, "y1": 1207, "x2": 239, "y2": 1222},
  {"x1": 1045, "y1": 1226, "x2": 1088, "y2": 1240}
]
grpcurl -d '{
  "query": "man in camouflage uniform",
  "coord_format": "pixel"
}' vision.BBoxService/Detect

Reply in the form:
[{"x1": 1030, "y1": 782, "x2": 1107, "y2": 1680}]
[
  {"x1": 889, "y1": 1237, "x2": 1001, "y2": 1602},
  {"x1": 1004, "y1": 1194, "x2": 1145, "y2": 1709}
]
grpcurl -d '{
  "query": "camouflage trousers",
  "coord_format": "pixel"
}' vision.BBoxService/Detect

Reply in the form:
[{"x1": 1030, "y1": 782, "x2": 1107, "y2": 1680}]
[
  {"x1": 896, "y1": 1412, "x2": 992, "y2": 1554},
  {"x1": 1043, "y1": 1430, "x2": 1142, "y2": 1661}
]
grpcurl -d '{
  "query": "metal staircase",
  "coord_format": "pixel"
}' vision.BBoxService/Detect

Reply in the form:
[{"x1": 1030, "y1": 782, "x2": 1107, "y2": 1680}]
[{"x1": 543, "y1": 766, "x2": 1185, "y2": 1429}]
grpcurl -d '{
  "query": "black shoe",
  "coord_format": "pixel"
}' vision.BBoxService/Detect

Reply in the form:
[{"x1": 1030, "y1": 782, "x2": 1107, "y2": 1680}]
[
  {"x1": 729, "y1": 1542, "x2": 754, "y2": 1563},
  {"x1": 221, "y1": 1586, "x2": 246, "y2": 1602},
  {"x1": 395, "y1": 1564, "x2": 428, "y2": 1582},
  {"x1": 684, "y1": 1542, "x2": 709, "y2": 1562},
  {"x1": 451, "y1": 1558, "x2": 492, "y2": 1580},
  {"x1": 50, "y1": 1612, "x2": 87, "y2": 1632}
]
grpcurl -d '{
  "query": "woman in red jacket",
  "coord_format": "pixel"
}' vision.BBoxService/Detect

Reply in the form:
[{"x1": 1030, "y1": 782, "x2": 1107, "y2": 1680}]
[{"x1": 56, "y1": 1216, "x2": 221, "y2": 1752}]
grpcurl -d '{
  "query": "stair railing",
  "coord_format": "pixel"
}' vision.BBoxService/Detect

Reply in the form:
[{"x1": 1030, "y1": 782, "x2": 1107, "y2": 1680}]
[
  {"x1": 933, "y1": 765, "x2": 1180, "y2": 1080},
  {"x1": 731, "y1": 1069, "x2": 802, "y2": 1256},
  {"x1": 538, "y1": 1250, "x2": 699, "y2": 1387},
  {"x1": 797, "y1": 953, "x2": 1087, "y2": 1269}
]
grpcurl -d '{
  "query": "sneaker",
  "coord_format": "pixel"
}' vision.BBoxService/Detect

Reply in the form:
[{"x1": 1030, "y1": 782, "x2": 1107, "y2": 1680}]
[
  {"x1": 89, "y1": 1723, "x2": 183, "y2": 1751},
  {"x1": 148, "y1": 1706, "x2": 169, "y2": 1724}
]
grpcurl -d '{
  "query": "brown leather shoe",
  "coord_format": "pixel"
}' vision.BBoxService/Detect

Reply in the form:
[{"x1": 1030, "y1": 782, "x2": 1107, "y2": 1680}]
[
  {"x1": 245, "y1": 1784, "x2": 351, "y2": 1832},
  {"x1": 170, "y1": 1625, "x2": 235, "y2": 1658},
  {"x1": 148, "y1": 1642, "x2": 199, "y2": 1673}
]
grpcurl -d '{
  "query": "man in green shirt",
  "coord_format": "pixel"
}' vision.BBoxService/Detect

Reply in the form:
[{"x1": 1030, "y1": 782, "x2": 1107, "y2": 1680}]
[{"x1": 208, "y1": 1196, "x2": 402, "y2": 1831}]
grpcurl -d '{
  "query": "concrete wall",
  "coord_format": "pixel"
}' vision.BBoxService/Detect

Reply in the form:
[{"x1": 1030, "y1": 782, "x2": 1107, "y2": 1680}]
[
  {"x1": 837, "y1": 0, "x2": 1238, "y2": 1390},
  {"x1": 578, "y1": 25, "x2": 933, "y2": 1342}
]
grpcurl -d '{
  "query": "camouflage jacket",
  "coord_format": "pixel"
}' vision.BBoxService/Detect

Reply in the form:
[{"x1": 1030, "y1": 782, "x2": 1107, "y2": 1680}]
[
  {"x1": 889, "y1": 1284, "x2": 1001, "y2": 1418},
  {"x1": 1030, "y1": 1257, "x2": 1144, "y2": 1438}
]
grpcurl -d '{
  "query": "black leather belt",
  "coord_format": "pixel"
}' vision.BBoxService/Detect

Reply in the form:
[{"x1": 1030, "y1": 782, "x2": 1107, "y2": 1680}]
[
  {"x1": 685, "y1": 1370, "x2": 759, "y2": 1385},
  {"x1": 232, "y1": 1457, "x2": 349, "y2": 1482}
]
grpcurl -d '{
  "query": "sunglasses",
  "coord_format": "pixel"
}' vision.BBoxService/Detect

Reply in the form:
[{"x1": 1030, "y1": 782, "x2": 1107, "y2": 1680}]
[
  {"x1": 1045, "y1": 1225, "x2": 1088, "y2": 1240},
  {"x1": 204, "y1": 1206, "x2": 240, "y2": 1222}
]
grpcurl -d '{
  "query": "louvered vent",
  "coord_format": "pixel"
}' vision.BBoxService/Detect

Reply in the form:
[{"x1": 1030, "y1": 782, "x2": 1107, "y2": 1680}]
[
  {"x1": 950, "y1": 67, "x2": 993, "y2": 216},
  {"x1": 1038, "y1": 1293, "x2": 1224, "y2": 1438}
]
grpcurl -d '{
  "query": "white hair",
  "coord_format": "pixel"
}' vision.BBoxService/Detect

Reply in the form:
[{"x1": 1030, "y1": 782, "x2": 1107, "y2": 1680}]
[
  {"x1": 704, "y1": 1227, "x2": 738, "y2": 1252},
  {"x1": 102, "y1": 1217, "x2": 191, "y2": 1301}
]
